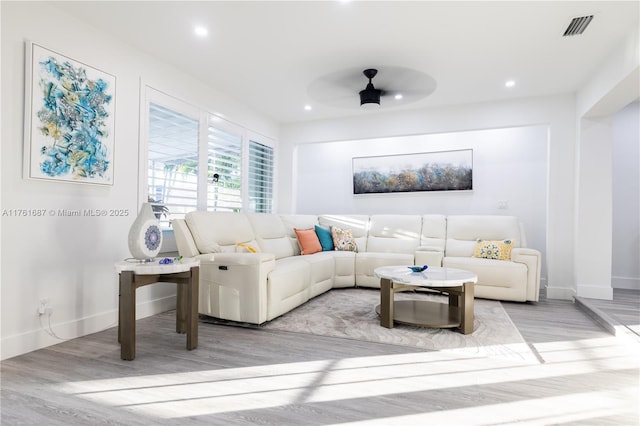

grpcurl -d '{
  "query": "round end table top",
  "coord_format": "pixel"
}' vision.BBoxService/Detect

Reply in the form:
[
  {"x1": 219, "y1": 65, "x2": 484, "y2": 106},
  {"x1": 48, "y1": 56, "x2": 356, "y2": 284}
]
[
  {"x1": 374, "y1": 265, "x2": 477, "y2": 287},
  {"x1": 115, "y1": 257, "x2": 200, "y2": 274}
]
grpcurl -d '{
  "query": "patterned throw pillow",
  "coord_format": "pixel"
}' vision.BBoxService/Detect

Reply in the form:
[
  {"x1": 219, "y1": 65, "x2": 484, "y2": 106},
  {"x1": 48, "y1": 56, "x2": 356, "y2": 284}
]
[
  {"x1": 331, "y1": 226, "x2": 358, "y2": 252},
  {"x1": 473, "y1": 239, "x2": 513, "y2": 260}
]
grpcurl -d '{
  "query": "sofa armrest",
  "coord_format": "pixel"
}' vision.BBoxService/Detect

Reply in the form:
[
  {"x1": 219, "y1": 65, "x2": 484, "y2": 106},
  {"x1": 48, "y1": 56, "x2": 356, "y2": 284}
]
[
  {"x1": 195, "y1": 252, "x2": 276, "y2": 324},
  {"x1": 172, "y1": 218, "x2": 200, "y2": 258},
  {"x1": 511, "y1": 247, "x2": 542, "y2": 302},
  {"x1": 415, "y1": 246, "x2": 444, "y2": 267}
]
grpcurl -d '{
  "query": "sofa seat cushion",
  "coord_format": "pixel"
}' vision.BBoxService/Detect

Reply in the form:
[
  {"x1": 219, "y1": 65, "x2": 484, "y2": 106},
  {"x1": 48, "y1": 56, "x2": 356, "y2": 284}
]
[
  {"x1": 267, "y1": 257, "x2": 312, "y2": 321},
  {"x1": 443, "y1": 257, "x2": 527, "y2": 289},
  {"x1": 330, "y1": 250, "x2": 357, "y2": 288},
  {"x1": 269, "y1": 257, "x2": 311, "y2": 298},
  {"x1": 301, "y1": 252, "x2": 336, "y2": 297},
  {"x1": 355, "y1": 252, "x2": 415, "y2": 287},
  {"x1": 301, "y1": 252, "x2": 334, "y2": 282}
]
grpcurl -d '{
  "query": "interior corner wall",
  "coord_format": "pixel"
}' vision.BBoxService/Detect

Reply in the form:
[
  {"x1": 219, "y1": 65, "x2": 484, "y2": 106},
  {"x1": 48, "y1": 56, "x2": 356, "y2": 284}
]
[
  {"x1": 573, "y1": 25, "x2": 639, "y2": 299},
  {"x1": 0, "y1": 2, "x2": 277, "y2": 360},
  {"x1": 574, "y1": 117, "x2": 614, "y2": 300},
  {"x1": 294, "y1": 126, "x2": 548, "y2": 273},
  {"x1": 612, "y1": 101, "x2": 640, "y2": 290},
  {"x1": 280, "y1": 94, "x2": 578, "y2": 299}
]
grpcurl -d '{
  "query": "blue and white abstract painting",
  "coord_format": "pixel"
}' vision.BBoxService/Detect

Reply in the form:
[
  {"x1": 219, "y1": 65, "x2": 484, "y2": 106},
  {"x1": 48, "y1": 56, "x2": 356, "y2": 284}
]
[{"x1": 26, "y1": 43, "x2": 115, "y2": 184}]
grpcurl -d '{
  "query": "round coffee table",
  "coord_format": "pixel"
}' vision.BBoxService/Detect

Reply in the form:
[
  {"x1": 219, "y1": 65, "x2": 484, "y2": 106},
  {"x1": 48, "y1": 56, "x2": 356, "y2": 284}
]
[{"x1": 374, "y1": 265, "x2": 478, "y2": 334}]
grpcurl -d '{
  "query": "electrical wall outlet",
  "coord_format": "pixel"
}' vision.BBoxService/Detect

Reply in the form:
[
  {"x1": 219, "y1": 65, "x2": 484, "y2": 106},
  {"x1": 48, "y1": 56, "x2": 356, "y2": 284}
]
[{"x1": 38, "y1": 298, "x2": 51, "y2": 316}]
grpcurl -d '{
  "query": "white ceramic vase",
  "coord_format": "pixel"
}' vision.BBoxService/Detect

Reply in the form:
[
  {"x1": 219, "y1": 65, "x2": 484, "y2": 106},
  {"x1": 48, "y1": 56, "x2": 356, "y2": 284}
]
[{"x1": 128, "y1": 203, "x2": 163, "y2": 260}]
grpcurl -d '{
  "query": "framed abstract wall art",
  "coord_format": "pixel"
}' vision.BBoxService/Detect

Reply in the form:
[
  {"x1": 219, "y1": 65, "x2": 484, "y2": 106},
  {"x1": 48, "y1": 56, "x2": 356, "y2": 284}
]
[
  {"x1": 24, "y1": 42, "x2": 116, "y2": 185},
  {"x1": 353, "y1": 149, "x2": 473, "y2": 194}
]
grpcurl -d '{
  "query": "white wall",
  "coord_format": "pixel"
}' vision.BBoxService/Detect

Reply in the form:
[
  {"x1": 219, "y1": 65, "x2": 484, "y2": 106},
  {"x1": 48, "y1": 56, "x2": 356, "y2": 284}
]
[
  {"x1": 574, "y1": 116, "x2": 614, "y2": 299},
  {"x1": 281, "y1": 95, "x2": 576, "y2": 298},
  {"x1": 294, "y1": 126, "x2": 548, "y2": 272},
  {"x1": 280, "y1": 26, "x2": 639, "y2": 302},
  {"x1": 612, "y1": 101, "x2": 640, "y2": 290},
  {"x1": 572, "y1": 27, "x2": 639, "y2": 299},
  {"x1": 0, "y1": 2, "x2": 278, "y2": 360}
]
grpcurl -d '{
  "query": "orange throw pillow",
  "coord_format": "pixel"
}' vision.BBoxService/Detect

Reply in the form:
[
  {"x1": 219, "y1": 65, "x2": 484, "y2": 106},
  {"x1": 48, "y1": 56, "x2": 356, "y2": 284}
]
[{"x1": 294, "y1": 228, "x2": 322, "y2": 255}]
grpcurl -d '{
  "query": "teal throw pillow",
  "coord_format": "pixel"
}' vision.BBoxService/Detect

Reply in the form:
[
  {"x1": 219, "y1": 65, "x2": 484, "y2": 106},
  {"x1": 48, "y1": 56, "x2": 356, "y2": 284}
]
[{"x1": 314, "y1": 225, "x2": 334, "y2": 251}]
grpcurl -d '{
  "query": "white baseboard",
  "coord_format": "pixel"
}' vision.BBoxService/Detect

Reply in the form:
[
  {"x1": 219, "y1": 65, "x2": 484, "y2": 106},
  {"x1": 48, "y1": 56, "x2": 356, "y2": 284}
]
[
  {"x1": 576, "y1": 285, "x2": 613, "y2": 300},
  {"x1": 546, "y1": 285, "x2": 576, "y2": 300},
  {"x1": 612, "y1": 276, "x2": 640, "y2": 290},
  {"x1": 1, "y1": 295, "x2": 177, "y2": 361}
]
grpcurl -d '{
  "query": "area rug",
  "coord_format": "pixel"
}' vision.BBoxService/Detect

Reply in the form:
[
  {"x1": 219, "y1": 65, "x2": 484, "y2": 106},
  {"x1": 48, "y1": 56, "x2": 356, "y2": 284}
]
[{"x1": 204, "y1": 288, "x2": 539, "y2": 364}]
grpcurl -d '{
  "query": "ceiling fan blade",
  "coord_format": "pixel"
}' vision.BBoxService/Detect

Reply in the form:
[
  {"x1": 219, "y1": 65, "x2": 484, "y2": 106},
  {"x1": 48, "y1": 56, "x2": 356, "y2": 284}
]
[{"x1": 307, "y1": 66, "x2": 437, "y2": 110}]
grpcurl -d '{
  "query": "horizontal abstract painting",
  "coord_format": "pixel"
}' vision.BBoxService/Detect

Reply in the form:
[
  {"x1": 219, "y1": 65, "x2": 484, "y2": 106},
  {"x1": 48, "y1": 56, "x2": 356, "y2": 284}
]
[
  {"x1": 353, "y1": 149, "x2": 473, "y2": 194},
  {"x1": 24, "y1": 42, "x2": 116, "y2": 185}
]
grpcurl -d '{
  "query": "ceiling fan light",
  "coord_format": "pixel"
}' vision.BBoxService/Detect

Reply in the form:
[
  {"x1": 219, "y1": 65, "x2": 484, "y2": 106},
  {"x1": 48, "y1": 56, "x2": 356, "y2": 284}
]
[
  {"x1": 359, "y1": 86, "x2": 381, "y2": 108},
  {"x1": 361, "y1": 101, "x2": 380, "y2": 109}
]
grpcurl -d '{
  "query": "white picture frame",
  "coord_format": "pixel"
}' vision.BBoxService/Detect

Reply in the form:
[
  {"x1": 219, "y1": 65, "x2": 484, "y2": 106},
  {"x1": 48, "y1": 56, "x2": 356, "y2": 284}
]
[{"x1": 24, "y1": 41, "x2": 116, "y2": 185}]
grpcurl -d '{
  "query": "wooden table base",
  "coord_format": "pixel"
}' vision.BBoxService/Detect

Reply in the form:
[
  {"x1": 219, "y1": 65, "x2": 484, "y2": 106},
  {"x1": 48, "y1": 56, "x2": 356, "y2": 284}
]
[
  {"x1": 118, "y1": 266, "x2": 199, "y2": 360},
  {"x1": 378, "y1": 277, "x2": 474, "y2": 334}
]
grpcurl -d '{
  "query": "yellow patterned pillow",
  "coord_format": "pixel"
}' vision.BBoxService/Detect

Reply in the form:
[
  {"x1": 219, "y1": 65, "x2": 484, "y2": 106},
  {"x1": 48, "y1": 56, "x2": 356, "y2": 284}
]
[{"x1": 473, "y1": 239, "x2": 513, "y2": 260}]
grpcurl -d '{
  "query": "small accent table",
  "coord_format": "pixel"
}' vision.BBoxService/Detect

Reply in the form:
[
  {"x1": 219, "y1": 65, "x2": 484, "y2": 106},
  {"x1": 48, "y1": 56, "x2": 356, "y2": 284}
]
[
  {"x1": 374, "y1": 266, "x2": 478, "y2": 334},
  {"x1": 115, "y1": 258, "x2": 200, "y2": 360}
]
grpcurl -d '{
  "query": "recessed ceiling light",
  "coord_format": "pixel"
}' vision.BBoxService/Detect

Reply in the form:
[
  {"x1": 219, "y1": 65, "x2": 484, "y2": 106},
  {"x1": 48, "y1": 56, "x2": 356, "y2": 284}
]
[
  {"x1": 394, "y1": 93, "x2": 403, "y2": 100},
  {"x1": 304, "y1": 105, "x2": 312, "y2": 111},
  {"x1": 505, "y1": 80, "x2": 516, "y2": 88},
  {"x1": 194, "y1": 26, "x2": 208, "y2": 37}
]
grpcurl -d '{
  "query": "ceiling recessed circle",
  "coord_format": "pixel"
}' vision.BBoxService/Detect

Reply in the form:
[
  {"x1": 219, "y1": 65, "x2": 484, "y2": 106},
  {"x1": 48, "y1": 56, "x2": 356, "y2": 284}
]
[{"x1": 307, "y1": 66, "x2": 437, "y2": 110}]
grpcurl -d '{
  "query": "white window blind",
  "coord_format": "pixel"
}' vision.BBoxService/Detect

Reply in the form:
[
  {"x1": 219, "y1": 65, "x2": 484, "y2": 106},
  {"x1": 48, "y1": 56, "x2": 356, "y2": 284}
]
[
  {"x1": 147, "y1": 102, "x2": 199, "y2": 227},
  {"x1": 207, "y1": 120, "x2": 242, "y2": 212},
  {"x1": 248, "y1": 140, "x2": 274, "y2": 213}
]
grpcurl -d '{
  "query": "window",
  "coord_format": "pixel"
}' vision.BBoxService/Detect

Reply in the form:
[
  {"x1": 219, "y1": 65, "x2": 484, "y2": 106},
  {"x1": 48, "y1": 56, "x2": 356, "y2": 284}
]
[
  {"x1": 147, "y1": 102, "x2": 199, "y2": 228},
  {"x1": 207, "y1": 119, "x2": 242, "y2": 212},
  {"x1": 144, "y1": 88, "x2": 276, "y2": 226},
  {"x1": 248, "y1": 140, "x2": 275, "y2": 213}
]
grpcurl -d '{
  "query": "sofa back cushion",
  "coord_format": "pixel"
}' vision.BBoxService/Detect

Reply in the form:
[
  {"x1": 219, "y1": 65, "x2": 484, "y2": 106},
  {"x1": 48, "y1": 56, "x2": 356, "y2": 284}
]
[
  {"x1": 280, "y1": 214, "x2": 320, "y2": 255},
  {"x1": 318, "y1": 215, "x2": 369, "y2": 252},
  {"x1": 185, "y1": 211, "x2": 255, "y2": 254},
  {"x1": 421, "y1": 214, "x2": 447, "y2": 251},
  {"x1": 247, "y1": 213, "x2": 295, "y2": 259},
  {"x1": 445, "y1": 215, "x2": 522, "y2": 257},
  {"x1": 366, "y1": 215, "x2": 422, "y2": 254}
]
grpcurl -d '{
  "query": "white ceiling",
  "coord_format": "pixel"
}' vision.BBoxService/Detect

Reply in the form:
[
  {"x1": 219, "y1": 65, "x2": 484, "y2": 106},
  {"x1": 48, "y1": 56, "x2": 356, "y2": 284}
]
[{"x1": 54, "y1": 1, "x2": 639, "y2": 124}]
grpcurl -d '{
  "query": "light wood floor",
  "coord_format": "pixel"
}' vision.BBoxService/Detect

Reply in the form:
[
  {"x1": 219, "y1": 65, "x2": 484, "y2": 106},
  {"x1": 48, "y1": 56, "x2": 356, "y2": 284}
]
[
  {"x1": 2, "y1": 293, "x2": 639, "y2": 426},
  {"x1": 575, "y1": 288, "x2": 640, "y2": 338}
]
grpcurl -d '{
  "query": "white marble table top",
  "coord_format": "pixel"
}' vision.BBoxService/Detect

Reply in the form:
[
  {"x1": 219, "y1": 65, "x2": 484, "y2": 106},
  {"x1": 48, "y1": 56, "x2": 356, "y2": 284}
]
[
  {"x1": 115, "y1": 257, "x2": 200, "y2": 275},
  {"x1": 374, "y1": 265, "x2": 477, "y2": 287}
]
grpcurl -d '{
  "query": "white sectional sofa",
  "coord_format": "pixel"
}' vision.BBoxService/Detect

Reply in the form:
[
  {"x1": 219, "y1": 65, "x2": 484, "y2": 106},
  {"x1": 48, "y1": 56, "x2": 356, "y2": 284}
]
[{"x1": 173, "y1": 212, "x2": 541, "y2": 324}]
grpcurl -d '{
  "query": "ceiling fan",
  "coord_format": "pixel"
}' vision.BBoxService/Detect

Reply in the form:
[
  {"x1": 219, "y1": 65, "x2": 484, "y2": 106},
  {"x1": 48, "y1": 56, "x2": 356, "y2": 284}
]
[
  {"x1": 359, "y1": 69, "x2": 383, "y2": 109},
  {"x1": 307, "y1": 66, "x2": 437, "y2": 110}
]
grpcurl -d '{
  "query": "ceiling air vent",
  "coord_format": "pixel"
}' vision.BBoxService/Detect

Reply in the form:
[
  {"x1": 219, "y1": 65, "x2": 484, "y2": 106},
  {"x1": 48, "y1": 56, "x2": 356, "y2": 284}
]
[{"x1": 563, "y1": 15, "x2": 594, "y2": 36}]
